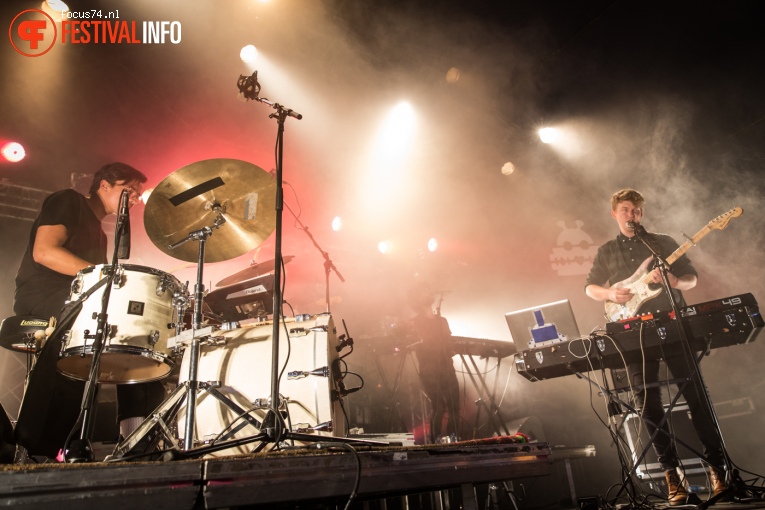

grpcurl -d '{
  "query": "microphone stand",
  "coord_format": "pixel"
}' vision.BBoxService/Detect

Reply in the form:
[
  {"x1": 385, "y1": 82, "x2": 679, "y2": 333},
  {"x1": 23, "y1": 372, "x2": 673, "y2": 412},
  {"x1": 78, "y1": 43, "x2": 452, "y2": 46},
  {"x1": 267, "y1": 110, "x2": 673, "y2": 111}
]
[
  {"x1": 65, "y1": 189, "x2": 131, "y2": 462},
  {"x1": 232, "y1": 72, "x2": 387, "y2": 450},
  {"x1": 630, "y1": 225, "x2": 737, "y2": 507},
  {"x1": 238, "y1": 71, "x2": 305, "y2": 441},
  {"x1": 284, "y1": 202, "x2": 345, "y2": 313}
]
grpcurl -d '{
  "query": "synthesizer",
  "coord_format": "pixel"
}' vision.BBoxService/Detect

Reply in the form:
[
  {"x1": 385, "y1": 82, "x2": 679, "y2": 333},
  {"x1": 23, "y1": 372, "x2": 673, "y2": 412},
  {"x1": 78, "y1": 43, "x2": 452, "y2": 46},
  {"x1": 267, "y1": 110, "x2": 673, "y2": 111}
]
[
  {"x1": 515, "y1": 293, "x2": 763, "y2": 381},
  {"x1": 450, "y1": 336, "x2": 517, "y2": 359}
]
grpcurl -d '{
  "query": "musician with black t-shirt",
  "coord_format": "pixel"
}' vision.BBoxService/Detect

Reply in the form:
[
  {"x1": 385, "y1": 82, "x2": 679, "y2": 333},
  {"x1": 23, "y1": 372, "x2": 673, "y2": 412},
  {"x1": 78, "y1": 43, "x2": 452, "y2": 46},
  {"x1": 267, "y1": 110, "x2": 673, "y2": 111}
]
[{"x1": 11, "y1": 163, "x2": 164, "y2": 459}]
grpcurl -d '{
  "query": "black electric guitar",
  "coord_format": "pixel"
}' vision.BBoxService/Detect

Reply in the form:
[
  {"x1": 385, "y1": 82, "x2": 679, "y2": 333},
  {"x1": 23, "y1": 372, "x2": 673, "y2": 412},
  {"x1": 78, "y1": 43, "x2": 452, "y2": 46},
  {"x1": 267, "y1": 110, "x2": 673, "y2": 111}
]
[{"x1": 604, "y1": 207, "x2": 743, "y2": 322}]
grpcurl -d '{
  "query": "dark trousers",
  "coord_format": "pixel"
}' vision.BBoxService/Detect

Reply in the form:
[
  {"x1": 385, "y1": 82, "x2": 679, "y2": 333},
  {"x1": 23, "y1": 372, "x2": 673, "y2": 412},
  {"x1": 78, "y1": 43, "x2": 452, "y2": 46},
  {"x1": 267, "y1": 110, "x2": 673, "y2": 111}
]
[
  {"x1": 13, "y1": 298, "x2": 166, "y2": 457},
  {"x1": 627, "y1": 354, "x2": 725, "y2": 471},
  {"x1": 0, "y1": 402, "x2": 15, "y2": 463},
  {"x1": 419, "y1": 368, "x2": 460, "y2": 441}
]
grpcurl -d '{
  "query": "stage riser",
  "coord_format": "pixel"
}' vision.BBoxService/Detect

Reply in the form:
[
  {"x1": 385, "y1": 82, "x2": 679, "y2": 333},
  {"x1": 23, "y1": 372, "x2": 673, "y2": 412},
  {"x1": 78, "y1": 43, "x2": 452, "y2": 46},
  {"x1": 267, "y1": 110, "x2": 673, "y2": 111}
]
[{"x1": 0, "y1": 442, "x2": 551, "y2": 509}]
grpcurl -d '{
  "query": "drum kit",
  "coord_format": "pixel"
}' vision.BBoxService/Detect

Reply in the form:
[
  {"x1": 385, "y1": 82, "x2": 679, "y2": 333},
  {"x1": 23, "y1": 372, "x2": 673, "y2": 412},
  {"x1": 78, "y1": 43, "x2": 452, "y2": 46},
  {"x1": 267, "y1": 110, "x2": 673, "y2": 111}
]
[
  {"x1": 0, "y1": 158, "x2": 365, "y2": 461},
  {"x1": 2, "y1": 78, "x2": 386, "y2": 461}
]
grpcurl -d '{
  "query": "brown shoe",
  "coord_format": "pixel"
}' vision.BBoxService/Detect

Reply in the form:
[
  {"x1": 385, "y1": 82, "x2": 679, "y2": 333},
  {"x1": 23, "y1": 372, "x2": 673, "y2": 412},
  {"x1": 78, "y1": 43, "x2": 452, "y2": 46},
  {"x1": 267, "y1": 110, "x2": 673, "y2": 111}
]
[
  {"x1": 709, "y1": 466, "x2": 730, "y2": 500},
  {"x1": 665, "y1": 468, "x2": 689, "y2": 506}
]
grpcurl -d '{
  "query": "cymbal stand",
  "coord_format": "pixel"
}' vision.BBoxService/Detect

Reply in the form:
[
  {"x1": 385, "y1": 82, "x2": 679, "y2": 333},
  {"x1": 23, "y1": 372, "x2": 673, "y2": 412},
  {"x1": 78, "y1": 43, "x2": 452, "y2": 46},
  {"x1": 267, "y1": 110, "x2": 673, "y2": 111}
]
[
  {"x1": 65, "y1": 190, "x2": 131, "y2": 462},
  {"x1": 109, "y1": 208, "x2": 242, "y2": 460},
  {"x1": 167, "y1": 206, "x2": 226, "y2": 450}
]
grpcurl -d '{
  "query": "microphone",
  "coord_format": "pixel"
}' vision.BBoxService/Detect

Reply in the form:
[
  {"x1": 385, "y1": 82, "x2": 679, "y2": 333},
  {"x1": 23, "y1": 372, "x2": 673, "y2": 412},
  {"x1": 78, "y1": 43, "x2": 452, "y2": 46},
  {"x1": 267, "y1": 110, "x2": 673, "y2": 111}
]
[
  {"x1": 335, "y1": 334, "x2": 353, "y2": 352},
  {"x1": 236, "y1": 72, "x2": 303, "y2": 120},
  {"x1": 237, "y1": 71, "x2": 260, "y2": 101},
  {"x1": 117, "y1": 189, "x2": 131, "y2": 259},
  {"x1": 626, "y1": 221, "x2": 648, "y2": 237}
]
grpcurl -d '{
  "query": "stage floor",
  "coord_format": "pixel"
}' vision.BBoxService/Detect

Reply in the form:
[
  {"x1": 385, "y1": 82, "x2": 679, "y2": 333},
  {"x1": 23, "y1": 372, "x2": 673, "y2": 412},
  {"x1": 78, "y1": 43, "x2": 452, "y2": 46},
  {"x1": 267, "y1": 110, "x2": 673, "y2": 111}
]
[{"x1": 0, "y1": 439, "x2": 553, "y2": 509}]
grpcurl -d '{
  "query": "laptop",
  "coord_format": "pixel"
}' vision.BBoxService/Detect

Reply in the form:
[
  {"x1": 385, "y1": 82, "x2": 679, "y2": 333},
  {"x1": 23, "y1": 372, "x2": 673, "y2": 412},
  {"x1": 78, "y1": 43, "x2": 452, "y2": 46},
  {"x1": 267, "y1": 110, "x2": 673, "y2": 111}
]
[{"x1": 505, "y1": 299, "x2": 582, "y2": 350}]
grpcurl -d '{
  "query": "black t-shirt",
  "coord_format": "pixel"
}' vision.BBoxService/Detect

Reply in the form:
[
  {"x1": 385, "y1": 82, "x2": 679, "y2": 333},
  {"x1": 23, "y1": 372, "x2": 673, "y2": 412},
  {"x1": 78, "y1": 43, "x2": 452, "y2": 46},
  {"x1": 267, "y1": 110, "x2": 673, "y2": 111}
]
[
  {"x1": 411, "y1": 313, "x2": 454, "y2": 375},
  {"x1": 585, "y1": 231, "x2": 698, "y2": 313},
  {"x1": 14, "y1": 189, "x2": 107, "y2": 315}
]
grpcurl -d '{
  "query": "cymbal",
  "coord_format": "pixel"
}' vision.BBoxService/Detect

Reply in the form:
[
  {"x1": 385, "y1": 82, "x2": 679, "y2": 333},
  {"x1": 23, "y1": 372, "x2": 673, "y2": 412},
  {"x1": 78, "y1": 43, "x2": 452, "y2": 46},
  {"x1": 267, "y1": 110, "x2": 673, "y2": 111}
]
[
  {"x1": 144, "y1": 159, "x2": 276, "y2": 263},
  {"x1": 216, "y1": 255, "x2": 294, "y2": 287}
]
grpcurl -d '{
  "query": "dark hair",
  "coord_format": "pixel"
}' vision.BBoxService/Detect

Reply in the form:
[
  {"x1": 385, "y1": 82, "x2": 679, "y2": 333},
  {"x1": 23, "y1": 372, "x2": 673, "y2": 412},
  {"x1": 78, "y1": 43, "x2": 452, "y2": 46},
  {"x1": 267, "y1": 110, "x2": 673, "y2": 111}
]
[
  {"x1": 88, "y1": 162, "x2": 147, "y2": 196},
  {"x1": 406, "y1": 280, "x2": 434, "y2": 310}
]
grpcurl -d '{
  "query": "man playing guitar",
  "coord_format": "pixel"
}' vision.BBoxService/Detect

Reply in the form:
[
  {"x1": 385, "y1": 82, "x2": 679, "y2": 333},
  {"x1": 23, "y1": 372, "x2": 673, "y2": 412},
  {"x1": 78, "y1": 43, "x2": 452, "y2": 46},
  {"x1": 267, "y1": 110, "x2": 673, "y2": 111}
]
[{"x1": 585, "y1": 188, "x2": 727, "y2": 505}]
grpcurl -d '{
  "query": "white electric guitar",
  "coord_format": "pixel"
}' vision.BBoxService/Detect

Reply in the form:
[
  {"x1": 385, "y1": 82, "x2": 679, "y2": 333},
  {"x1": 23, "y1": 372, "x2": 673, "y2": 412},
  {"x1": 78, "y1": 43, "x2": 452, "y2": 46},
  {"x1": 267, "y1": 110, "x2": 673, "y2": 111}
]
[{"x1": 604, "y1": 207, "x2": 743, "y2": 322}]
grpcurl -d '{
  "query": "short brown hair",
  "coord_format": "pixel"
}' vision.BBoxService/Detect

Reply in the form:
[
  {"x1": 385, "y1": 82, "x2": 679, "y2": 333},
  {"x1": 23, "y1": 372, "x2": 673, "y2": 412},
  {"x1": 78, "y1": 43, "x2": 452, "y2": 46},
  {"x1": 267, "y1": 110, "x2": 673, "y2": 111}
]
[{"x1": 610, "y1": 188, "x2": 644, "y2": 211}]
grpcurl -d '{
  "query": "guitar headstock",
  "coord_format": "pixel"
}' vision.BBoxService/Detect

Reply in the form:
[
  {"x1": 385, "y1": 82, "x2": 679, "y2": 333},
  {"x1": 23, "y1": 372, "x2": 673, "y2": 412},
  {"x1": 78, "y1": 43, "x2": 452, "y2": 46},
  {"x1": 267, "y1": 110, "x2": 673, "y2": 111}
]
[{"x1": 710, "y1": 207, "x2": 743, "y2": 230}]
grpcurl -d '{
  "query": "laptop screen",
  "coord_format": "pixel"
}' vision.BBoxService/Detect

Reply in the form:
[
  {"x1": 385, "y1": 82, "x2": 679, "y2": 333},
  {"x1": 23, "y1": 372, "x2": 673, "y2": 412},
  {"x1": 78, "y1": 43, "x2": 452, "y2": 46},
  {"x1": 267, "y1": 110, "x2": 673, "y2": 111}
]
[{"x1": 504, "y1": 299, "x2": 581, "y2": 350}]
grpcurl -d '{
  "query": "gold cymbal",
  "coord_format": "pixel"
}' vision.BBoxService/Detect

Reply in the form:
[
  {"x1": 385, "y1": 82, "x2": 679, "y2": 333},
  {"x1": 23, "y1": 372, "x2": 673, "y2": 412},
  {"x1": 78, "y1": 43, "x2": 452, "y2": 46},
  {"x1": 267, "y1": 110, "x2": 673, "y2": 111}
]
[
  {"x1": 216, "y1": 255, "x2": 294, "y2": 288},
  {"x1": 144, "y1": 159, "x2": 276, "y2": 263}
]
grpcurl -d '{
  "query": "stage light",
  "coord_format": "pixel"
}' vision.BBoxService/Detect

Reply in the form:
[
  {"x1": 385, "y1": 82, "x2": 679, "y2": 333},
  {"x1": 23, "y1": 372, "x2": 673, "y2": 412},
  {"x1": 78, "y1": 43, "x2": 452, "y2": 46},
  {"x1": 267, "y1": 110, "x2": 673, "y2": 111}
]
[
  {"x1": 46, "y1": 0, "x2": 68, "y2": 10},
  {"x1": 427, "y1": 238, "x2": 438, "y2": 252},
  {"x1": 1, "y1": 142, "x2": 26, "y2": 163},
  {"x1": 331, "y1": 216, "x2": 342, "y2": 232},
  {"x1": 240, "y1": 45, "x2": 258, "y2": 63},
  {"x1": 378, "y1": 241, "x2": 391, "y2": 254},
  {"x1": 538, "y1": 127, "x2": 561, "y2": 144},
  {"x1": 41, "y1": 0, "x2": 68, "y2": 19},
  {"x1": 141, "y1": 188, "x2": 153, "y2": 204},
  {"x1": 501, "y1": 162, "x2": 515, "y2": 175},
  {"x1": 360, "y1": 101, "x2": 419, "y2": 214},
  {"x1": 376, "y1": 101, "x2": 416, "y2": 159}
]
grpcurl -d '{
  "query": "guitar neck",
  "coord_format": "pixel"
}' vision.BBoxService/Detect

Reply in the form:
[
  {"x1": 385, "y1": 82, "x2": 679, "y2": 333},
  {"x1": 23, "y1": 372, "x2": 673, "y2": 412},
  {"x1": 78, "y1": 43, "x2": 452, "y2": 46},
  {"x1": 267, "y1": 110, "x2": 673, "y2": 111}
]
[
  {"x1": 644, "y1": 224, "x2": 712, "y2": 273},
  {"x1": 665, "y1": 207, "x2": 742, "y2": 267}
]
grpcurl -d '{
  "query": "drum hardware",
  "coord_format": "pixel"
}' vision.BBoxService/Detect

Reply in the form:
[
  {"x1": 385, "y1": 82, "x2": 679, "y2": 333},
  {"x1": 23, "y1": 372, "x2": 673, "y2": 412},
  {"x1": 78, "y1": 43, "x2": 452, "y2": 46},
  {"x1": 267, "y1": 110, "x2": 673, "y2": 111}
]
[
  {"x1": 107, "y1": 377, "x2": 267, "y2": 461},
  {"x1": 109, "y1": 157, "x2": 282, "y2": 460},
  {"x1": 170, "y1": 285, "x2": 191, "y2": 338},
  {"x1": 296, "y1": 421, "x2": 333, "y2": 433},
  {"x1": 110, "y1": 265, "x2": 125, "y2": 287},
  {"x1": 288, "y1": 366, "x2": 330, "y2": 379}
]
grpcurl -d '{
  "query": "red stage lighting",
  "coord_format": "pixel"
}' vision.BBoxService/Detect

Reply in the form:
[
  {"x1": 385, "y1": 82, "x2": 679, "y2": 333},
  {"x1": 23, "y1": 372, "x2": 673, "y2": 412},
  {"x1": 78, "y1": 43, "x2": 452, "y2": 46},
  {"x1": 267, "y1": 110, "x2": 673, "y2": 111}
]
[{"x1": 1, "y1": 142, "x2": 26, "y2": 163}]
